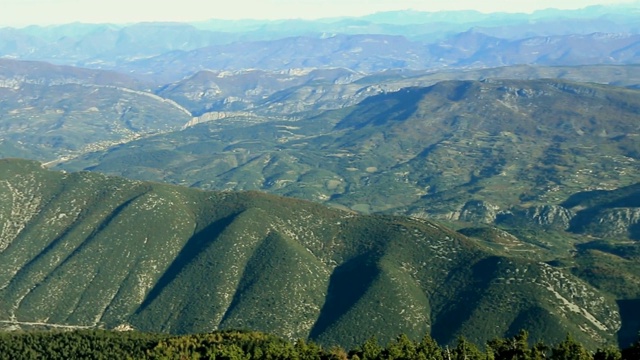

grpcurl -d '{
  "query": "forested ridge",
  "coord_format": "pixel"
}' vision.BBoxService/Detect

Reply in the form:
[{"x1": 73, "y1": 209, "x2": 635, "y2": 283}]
[
  {"x1": 1, "y1": 158, "x2": 639, "y2": 349},
  {"x1": 1, "y1": 329, "x2": 639, "y2": 359}
]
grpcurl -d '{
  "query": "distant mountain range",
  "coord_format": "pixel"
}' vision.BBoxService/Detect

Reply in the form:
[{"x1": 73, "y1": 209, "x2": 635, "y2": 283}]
[
  {"x1": 158, "y1": 63, "x2": 640, "y2": 116},
  {"x1": 1, "y1": 5, "x2": 640, "y2": 82},
  {"x1": 105, "y1": 32, "x2": 640, "y2": 82}
]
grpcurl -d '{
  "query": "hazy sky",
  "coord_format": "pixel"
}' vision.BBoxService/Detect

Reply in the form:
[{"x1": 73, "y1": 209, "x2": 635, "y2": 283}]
[{"x1": 2, "y1": 0, "x2": 638, "y2": 27}]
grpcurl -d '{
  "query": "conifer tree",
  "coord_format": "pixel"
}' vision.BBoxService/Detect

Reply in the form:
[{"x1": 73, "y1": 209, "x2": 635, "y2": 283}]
[{"x1": 551, "y1": 334, "x2": 591, "y2": 360}]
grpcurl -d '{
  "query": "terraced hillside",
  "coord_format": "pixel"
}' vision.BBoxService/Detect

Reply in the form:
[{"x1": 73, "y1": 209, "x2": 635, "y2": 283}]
[{"x1": 0, "y1": 158, "x2": 637, "y2": 349}]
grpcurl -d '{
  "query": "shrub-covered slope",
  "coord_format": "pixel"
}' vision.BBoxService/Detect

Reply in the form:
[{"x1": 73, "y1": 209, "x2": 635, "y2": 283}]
[
  {"x1": 0, "y1": 59, "x2": 192, "y2": 162},
  {"x1": 62, "y1": 79, "x2": 640, "y2": 221},
  {"x1": 0, "y1": 158, "x2": 630, "y2": 348}
]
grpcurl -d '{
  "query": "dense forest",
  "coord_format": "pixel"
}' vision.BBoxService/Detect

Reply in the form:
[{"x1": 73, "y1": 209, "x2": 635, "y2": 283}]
[{"x1": 0, "y1": 329, "x2": 639, "y2": 359}]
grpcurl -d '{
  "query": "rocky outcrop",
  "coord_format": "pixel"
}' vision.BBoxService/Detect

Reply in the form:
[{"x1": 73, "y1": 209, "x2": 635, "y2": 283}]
[
  {"x1": 457, "y1": 200, "x2": 500, "y2": 223},
  {"x1": 181, "y1": 111, "x2": 258, "y2": 129},
  {"x1": 523, "y1": 205, "x2": 574, "y2": 229},
  {"x1": 579, "y1": 208, "x2": 640, "y2": 239},
  {"x1": 495, "y1": 204, "x2": 574, "y2": 230}
]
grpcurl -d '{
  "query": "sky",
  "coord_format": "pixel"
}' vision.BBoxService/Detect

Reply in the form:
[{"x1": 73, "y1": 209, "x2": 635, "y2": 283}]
[{"x1": 1, "y1": 0, "x2": 638, "y2": 27}]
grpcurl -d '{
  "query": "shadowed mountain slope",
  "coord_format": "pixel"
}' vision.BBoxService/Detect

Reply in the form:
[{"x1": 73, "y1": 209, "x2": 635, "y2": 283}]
[{"x1": 0, "y1": 158, "x2": 629, "y2": 349}]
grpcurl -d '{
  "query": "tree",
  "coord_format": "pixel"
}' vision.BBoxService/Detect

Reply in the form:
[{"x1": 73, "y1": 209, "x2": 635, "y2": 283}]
[
  {"x1": 359, "y1": 336, "x2": 383, "y2": 360},
  {"x1": 530, "y1": 342, "x2": 549, "y2": 360},
  {"x1": 207, "y1": 343, "x2": 250, "y2": 360},
  {"x1": 417, "y1": 334, "x2": 444, "y2": 360},
  {"x1": 453, "y1": 337, "x2": 485, "y2": 360},
  {"x1": 294, "y1": 338, "x2": 323, "y2": 360},
  {"x1": 487, "y1": 330, "x2": 531, "y2": 360},
  {"x1": 594, "y1": 346, "x2": 622, "y2": 360},
  {"x1": 327, "y1": 345, "x2": 349, "y2": 360},
  {"x1": 550, "y1": 334, "x2": 591, "y2": 360},
  {"x1": 385, "y1": 334, "x2": 418, "y2": 360}
]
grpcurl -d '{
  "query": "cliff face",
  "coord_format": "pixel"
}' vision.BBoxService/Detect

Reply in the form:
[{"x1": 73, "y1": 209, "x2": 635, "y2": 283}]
[
  {"x1": 457, "y1": 200, "x2": 500, "y2": 223},
  {"x1": 495, "y1": 205, "x2": 575, "y2": 231},
  {"x1": 560, "y1": 183, "x2": 640, "y2": 239},
  {"x1": 522, "y1": 205, "x2": 574, "y2": 229},
  {"x1": 181, "y1": 111, "x2": 258, "y2": 129},
  {"x1": 577, "y1": 208, "x2": 640, "y2": 239}
]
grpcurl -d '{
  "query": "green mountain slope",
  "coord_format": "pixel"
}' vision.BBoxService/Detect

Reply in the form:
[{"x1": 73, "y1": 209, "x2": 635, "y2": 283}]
[
  {"x1": 0, "y1": 59, "x2": 192, "y2": 162},
  {"x1": 0, "y1": 158, "x2": 632, "y2": 349},
  {"x1": 61, "y1": 79, "x2": 640, "y2": 223}
]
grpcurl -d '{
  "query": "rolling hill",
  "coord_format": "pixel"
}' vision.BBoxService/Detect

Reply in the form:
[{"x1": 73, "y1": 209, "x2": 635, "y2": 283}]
[
  {"x1": 0, "y1": 59, "x2": 192, "y2": 162},
  {"x1": 61, "y1": 79, "x2": 640, "y2": 232}
]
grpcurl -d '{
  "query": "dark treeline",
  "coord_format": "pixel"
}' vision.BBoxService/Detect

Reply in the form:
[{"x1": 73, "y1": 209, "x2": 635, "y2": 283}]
[{"x1": 0, "y1": 329, "x2": 639, "y2": 359}]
